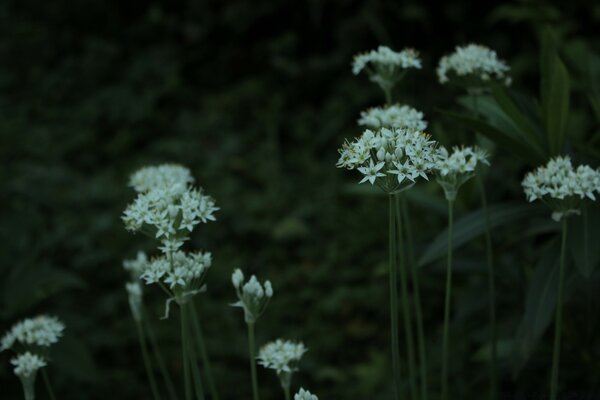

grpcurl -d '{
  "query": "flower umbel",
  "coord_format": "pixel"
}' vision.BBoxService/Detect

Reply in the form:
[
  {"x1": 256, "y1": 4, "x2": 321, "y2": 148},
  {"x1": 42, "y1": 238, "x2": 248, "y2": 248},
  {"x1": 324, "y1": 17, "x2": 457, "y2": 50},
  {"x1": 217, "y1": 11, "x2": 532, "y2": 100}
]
[
  {"x1": 231, "y1": 269, "x2": 273, "y2": 324},
  {"x1": 1, "y1": 315, "x2": 65, "y2": 352},
  {"x1": 352, "y1": 46, "x2": 421, "y2": 92},
  {"x1": 258, "y1": 339, "x2": 307, "y2": 393},
  {"x1": 337, "y1": 127, "x2": 439, "y2": 193},
  {"x1": 522, "y1": 156, "x2": 600, "y2": 221},
  {"x1": 11, "y1": 352, "x2": 47, "y2": 377},
  {"x1": 437, "y1": 44, "x2": 510, "y2": 86},
  {"x1": 358, "y1": 104, "x2": 427, "y2": 131},
  {"x1": 434, "y1": 145, "x2": 490, "y2": 201},
  {"x1": 295, "y1": 388, "x2": 318, "y2": 400}
]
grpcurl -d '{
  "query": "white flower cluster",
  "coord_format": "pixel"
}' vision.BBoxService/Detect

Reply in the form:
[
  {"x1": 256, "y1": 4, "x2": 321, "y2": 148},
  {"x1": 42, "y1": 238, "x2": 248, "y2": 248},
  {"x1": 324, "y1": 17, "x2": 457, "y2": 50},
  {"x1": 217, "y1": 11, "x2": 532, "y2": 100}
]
[
  {"x1": 122, "y1": 164, "x2": 218, "y2": 252},
  {"x1": 257, "y1": 339, "x2": 307, "y2": 374},
  {"x1": 352, "y1": 46, "x2": 422, "y2": 75},
  {"x1": 435, "y1": 146, "x2": 489, "y2": 201},
  {"x1": 231, "y1": 269, "x2": 273, "y2": 324},
  {"x1": 295, "y1": 388, "x2": 318, "y2": 400},
  {"x1": 11, "y1": 352, "x2": 47, "y2": 378},
  {"x1": 358, "y1": 104, "x2": 427, "y2": 131},
  {"x1": 1, "y1": 315, "x2": 65, "y2": 351},
  {"x1": 337, "y1": 127, "x2": 439, "y2": 193},
  {"x1": 522, "y1": 156, "x2": 600, "y2": 220},
  {"x1": 140, "y1": 251, "x2": 212, "y2": 291},
  {"x1": 437, "y1": 44, "x2": 510, "y2": 85},
  {"x1": 129, "y1": 164, "x2": 194, "y2": 194}
]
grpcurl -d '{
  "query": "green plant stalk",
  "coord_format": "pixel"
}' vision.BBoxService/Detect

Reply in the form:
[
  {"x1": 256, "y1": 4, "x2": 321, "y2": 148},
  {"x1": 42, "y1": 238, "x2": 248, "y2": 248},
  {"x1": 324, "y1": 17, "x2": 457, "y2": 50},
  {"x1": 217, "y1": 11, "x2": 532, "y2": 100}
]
[
  {"x1": 441, "y1": 200, "x2": 454, "y2": 400},
  {"x1": 41, "y1": 369, "x2": 56, "y2": 400},
  {"x1": 394, "y1": 195, "x2": 419, "y2": 400},
  {"x1": 388, "y1": 195, "x2": 402, "y2": 399},
  {"x1": 550, "y1": 218, "x2": 568, "y2": 400},
  {"x1": 185, "y1": 306, "x2": 206, "y2": 400},
  {"x1": 143, "y1": 308, "x2": 179, "y2": 400},
  {"x1": 384, "y1": 87, "x2": 393, "y2": 106},
  {"x1": 401, "y1": 195, "x2": 429, "y2": 400},
  {"x1": 477, "y1": 175, "x2": 497, "y2": 400},
  {"x1": 247, "y1": 322, "x2": 260, "y2": 400},
  {"x1": 284, "y1": 385, "x2": 291, "y2": 400},
  {"x1": 190, "y1": 301, "x2": 220, "y2": 400},
  {"x1": 19, "y1": 375, "x2": 35, "y2": 400},
  {"x1": 136, "y1": 320, "x2": 161, "y2": 400},
  {"x1": 181, "y1": 305, "x2": 193, "y2": 400}
]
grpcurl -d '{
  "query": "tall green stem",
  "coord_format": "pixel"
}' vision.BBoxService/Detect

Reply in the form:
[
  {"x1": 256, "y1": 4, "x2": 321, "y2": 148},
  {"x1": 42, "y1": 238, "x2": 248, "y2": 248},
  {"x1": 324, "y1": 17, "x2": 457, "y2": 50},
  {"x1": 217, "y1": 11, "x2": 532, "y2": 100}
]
[
  {"x1": 384, "y1": 87, "x2": 392, "y2": 106},
  {"x1": 477, "y1": 175, "x2": 497, "y2": 400},
  {"x1": 143, "y1": 309, "x2": 179, "y2": 400},
  {"x1": 284, "y1": 385, "x2": 291, "y2": 400},
  {"x1": 441, "y1": 200, "x2": 454, "y2": 400},
  {"x1": 550, "y1": 218, "x2": 568, "y2": 400},
  {"x1": 388, "y1": 195, "x2": 402, "y2": 399},
  {"x1": 185, "y1": 306, "x2": 206, "y2": 400},
  {"x1": 181, "y1": 306, "x2": 192, "y2": 400},
  {"x1": 41, "y1": 369, "x2": 56, "y2": 400},
  {"x1": 190, "y1": 301, "x2": 220, "y2": 400},
  {"x1": 401, "y1": 195, "x2": 428, "y2": 400},
  {"x1": 136, "y1": 320, "x2": 161, "y2": 400},
  {"x1": 394, "y1": 195, "x2": 418, "y2": 400},
  {"x1": 247, "y1": 323, "x2": 260, "y2": 400}
]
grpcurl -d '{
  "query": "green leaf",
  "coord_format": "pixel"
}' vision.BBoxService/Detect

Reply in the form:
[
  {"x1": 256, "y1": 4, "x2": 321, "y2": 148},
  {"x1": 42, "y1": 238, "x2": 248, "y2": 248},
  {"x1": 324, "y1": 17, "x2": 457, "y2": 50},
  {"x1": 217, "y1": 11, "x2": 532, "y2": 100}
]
[
  {"x1": 418, "y1": 203, "x2": 540, "y2": 267},
  {"x1": 568, "y1": 204, "x2": 600, "y2": 279},
  {"x1": 513, "y1": 239, "x2": 560, "y2": 376},
  {"x1": 540, "y1": 28, "x2": 570, "y2": 156}
]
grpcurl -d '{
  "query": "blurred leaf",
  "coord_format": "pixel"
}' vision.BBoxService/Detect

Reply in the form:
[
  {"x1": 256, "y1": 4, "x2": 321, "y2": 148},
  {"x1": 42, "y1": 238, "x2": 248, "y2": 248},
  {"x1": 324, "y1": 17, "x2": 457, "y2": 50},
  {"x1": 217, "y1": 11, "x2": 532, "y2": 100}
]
[
  {"x1": 513, "y1": 239, "x2": 560, "y2": 376},
  {"x1": 418, "y1": 203, "x2": 539, "y2": 267},
  {"x1": 540, "y1": 28, "x2": 570, "y2": 156},
  {"x1": 568, "y1": 204, "x2": 600, "y2": 279}
]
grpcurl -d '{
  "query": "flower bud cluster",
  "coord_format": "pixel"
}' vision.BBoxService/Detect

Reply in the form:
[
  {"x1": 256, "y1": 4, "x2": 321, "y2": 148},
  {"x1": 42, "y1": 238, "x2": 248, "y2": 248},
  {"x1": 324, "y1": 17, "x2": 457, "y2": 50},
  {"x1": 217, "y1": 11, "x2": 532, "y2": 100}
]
[{"x1": 231, "y1": 269, "x2": 273, "y2": 324}]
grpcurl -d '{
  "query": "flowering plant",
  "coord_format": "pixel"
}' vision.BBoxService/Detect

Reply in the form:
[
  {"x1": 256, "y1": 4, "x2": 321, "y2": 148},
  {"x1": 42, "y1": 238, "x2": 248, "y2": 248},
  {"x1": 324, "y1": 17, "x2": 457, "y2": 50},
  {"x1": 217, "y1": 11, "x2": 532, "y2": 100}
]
[
  {"x1": 358, "y1": 104, "x2": 427, "y2": 131},
  {"x1": 435, "y1": 145, "x2": 490, "y2": 201},
  {"x1": 437, "y1": 44, "x2": 510, "y2": 88}
]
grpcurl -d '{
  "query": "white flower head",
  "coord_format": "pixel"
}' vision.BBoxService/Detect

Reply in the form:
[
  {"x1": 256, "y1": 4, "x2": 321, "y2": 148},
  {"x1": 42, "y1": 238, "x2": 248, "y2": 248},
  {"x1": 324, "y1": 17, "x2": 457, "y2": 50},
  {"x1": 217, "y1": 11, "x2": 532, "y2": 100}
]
[
  {"x1": 11, "y1": 352, "x2": 47, "y2": 378},
  {"x1": 337, "y1": 127, "x2": 439, "y2": 193},
  {"x1": 231, "y1": 270, "x2": 273, "y2": 324},
  {"x1": 437, "y1": 44, "x2": 510, "y2": 86},
  {"x1": 123, "y1": 172, "x2": 219, "y2": 247},
  {"x1": 139, "y1": 251, "x2": 212, "y2": 296},
  {"x1": 129, "y1": 164, "x2": 194, "y2": 194},
  {"x1": 358, "y1": 104, "x2": 427, "y2": 131},
  {"x1": 522, "y1": 156, "x2": 600, "y2": 221},
  {"x1": 434, "y1": 145, "x2": 490, "y2": 201},
  {"x1": 1, "y1": 316, "x2": 65, "y2": 352},
  {"x1": 295, "y1": 388, "x2": 318, "y2": 400},
  {"x1": 352, "y1": 46, "x2": 421, "y2": 92},
  {"x1": 258, "y1": 339, "x2": 307, "y2": 374}
]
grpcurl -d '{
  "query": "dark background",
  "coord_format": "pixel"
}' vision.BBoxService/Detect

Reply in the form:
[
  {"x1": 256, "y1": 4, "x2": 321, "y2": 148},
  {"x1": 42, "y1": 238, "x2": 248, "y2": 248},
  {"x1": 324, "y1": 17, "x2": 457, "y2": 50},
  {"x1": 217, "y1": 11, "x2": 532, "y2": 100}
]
[{"x1": 1, "y1": 1, "x2": 599, "y2": 399}]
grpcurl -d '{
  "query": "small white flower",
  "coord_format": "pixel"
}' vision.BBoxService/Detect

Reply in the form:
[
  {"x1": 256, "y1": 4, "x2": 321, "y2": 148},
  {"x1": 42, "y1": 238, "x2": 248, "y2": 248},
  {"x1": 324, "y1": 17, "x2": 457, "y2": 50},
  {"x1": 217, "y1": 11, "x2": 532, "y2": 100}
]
[
  {"x1": 11, "y1": 352, "x2": 47, "y2": 377},
  {"x1": 358, "y1": 161, "x2": 386, "y2": 184},
  {"x1": 129, "y1": 164, "x2": 194, "y2": 194},
  {"x1": 231, "y1": 270, "x2": 273, "y2": 324},
  {"x1": 352, "y1": 46, "x2": 421, "y2": 92},
  {"x1": 139, "y1": 251, "x2": 212, "y2": 292},
  {"x1": 358, "y1": 104, "x2": 427, "y2": 131},
  {"x1": 257, "y1": 339, "x2": 307, "y2": 374},
  {"x1": 295, "y1": 388, "x2": 318, "y2": 400},
  {"x1": 1, "y1": 316, "x2": 65, "y2": 352},
  {"x1": 434, "y1": 145, "x2": 489, "y2": 201},
  {"x1": 437, "y1": 44, "x2": 510, "y2": 85}
]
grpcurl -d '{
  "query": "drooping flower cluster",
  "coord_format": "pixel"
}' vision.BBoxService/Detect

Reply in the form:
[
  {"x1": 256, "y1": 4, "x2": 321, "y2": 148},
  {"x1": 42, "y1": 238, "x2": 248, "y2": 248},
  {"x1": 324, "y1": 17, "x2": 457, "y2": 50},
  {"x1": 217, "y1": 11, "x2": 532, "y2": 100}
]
[
  {"x1": 522, "y1": 156, "x2": 600, "y2": 220},
  {"x1": 295, "y1": 388, "x2": 318, "y2": 400},
  {"x1": 352, "y1": 46, "x2": 421, "y2": 92},
  {"x1": 231, "y1": 269, "x2": 273, "y2": 324},
  {"x1": 1, "y1": 315, "x2": 65, "y2": 351},
  {"x1": 258, "y1": 339, "x2": 307, "y2": 374},
  {"x1": 337, "y1": 127, "x2": 439, "y2": 193},
  {"x1": 122, "y1": 164, "x2": 219, "y2": 254},
  {"x1": 437, "y1": 44, "x2": 510, "y2": 86},
  {"x1": 358, "y1": 104, "x2": 427, "y2": 131},
  {"x1": 435, "y1": 146, "x2": 490, "y2": 201},
  {"x1": 1, "y1": 315, "x2": 65, "y2": 396}
]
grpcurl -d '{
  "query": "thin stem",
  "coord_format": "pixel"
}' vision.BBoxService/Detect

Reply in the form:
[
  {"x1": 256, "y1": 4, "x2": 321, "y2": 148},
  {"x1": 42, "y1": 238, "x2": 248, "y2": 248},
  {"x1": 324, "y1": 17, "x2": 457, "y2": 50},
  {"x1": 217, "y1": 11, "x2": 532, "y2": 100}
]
[
  {"x1": 441, "y1": 200, "x2": 454, "y2": 400},
  {"x1": 185, "y1": 306, "x2": 206, "y2": 400},
  {"x1": 181, "y1": 305, "x2": 192, "y2": 400},
  {"x1": 136, "y1": 320, "x2": 161, "y2": 400},
  {"x1": 247, "y1": 323, "x2": 260, "y2": 400},
  {"x1": 143, "y1": 308, "x2": 179, "y2": 400},
  {"x1": 395, "y1": 195, "x2": 418, "y2": 400},
  {"x1": 284, "y1": 385, "x2": 291, "y2": 400},
  {"x1": 477, "y1": 175, "x2": 497, "y2": 400},
  {"x1": 384, "y1": 87, "x2": 392, "y2": 106},
  {"x1": 189, "y1": 301, "x2": 220, "y2": 400},
  {"x1": 401, "y1": 195, "x2": 428, "y2": 400},
  {"x1": 41, "y1": 369, "x2": 56, "y2": 400},
  {"x1": 389, "y1": 195, "x2": 402, "y2": 399},
  {"x1": 550, "y1": 218, "x2": 568, "y2": 400}
]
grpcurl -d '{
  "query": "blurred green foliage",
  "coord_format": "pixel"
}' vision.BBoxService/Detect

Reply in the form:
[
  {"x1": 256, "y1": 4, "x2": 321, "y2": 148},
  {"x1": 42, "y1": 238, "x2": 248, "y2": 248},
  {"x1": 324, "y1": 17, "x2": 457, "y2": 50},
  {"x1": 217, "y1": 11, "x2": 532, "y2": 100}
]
[{"x1": 1, "y1": 1, "x2": 600, "y2": 399}]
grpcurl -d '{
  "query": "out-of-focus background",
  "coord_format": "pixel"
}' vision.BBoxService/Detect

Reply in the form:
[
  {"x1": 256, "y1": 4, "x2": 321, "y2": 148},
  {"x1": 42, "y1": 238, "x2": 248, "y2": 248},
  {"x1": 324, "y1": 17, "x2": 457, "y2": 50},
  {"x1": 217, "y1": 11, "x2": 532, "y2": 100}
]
[{"x1": 1, "y1": 1, "x2": 599, "y2": 399}]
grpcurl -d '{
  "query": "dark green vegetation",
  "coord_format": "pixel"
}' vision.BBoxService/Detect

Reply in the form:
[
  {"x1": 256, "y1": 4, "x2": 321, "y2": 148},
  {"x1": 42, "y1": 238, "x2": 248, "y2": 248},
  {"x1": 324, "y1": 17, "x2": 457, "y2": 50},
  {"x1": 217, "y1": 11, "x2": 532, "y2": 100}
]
[{"x1": 1, "y1": 1, "x2": 600, "y2": 399}]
